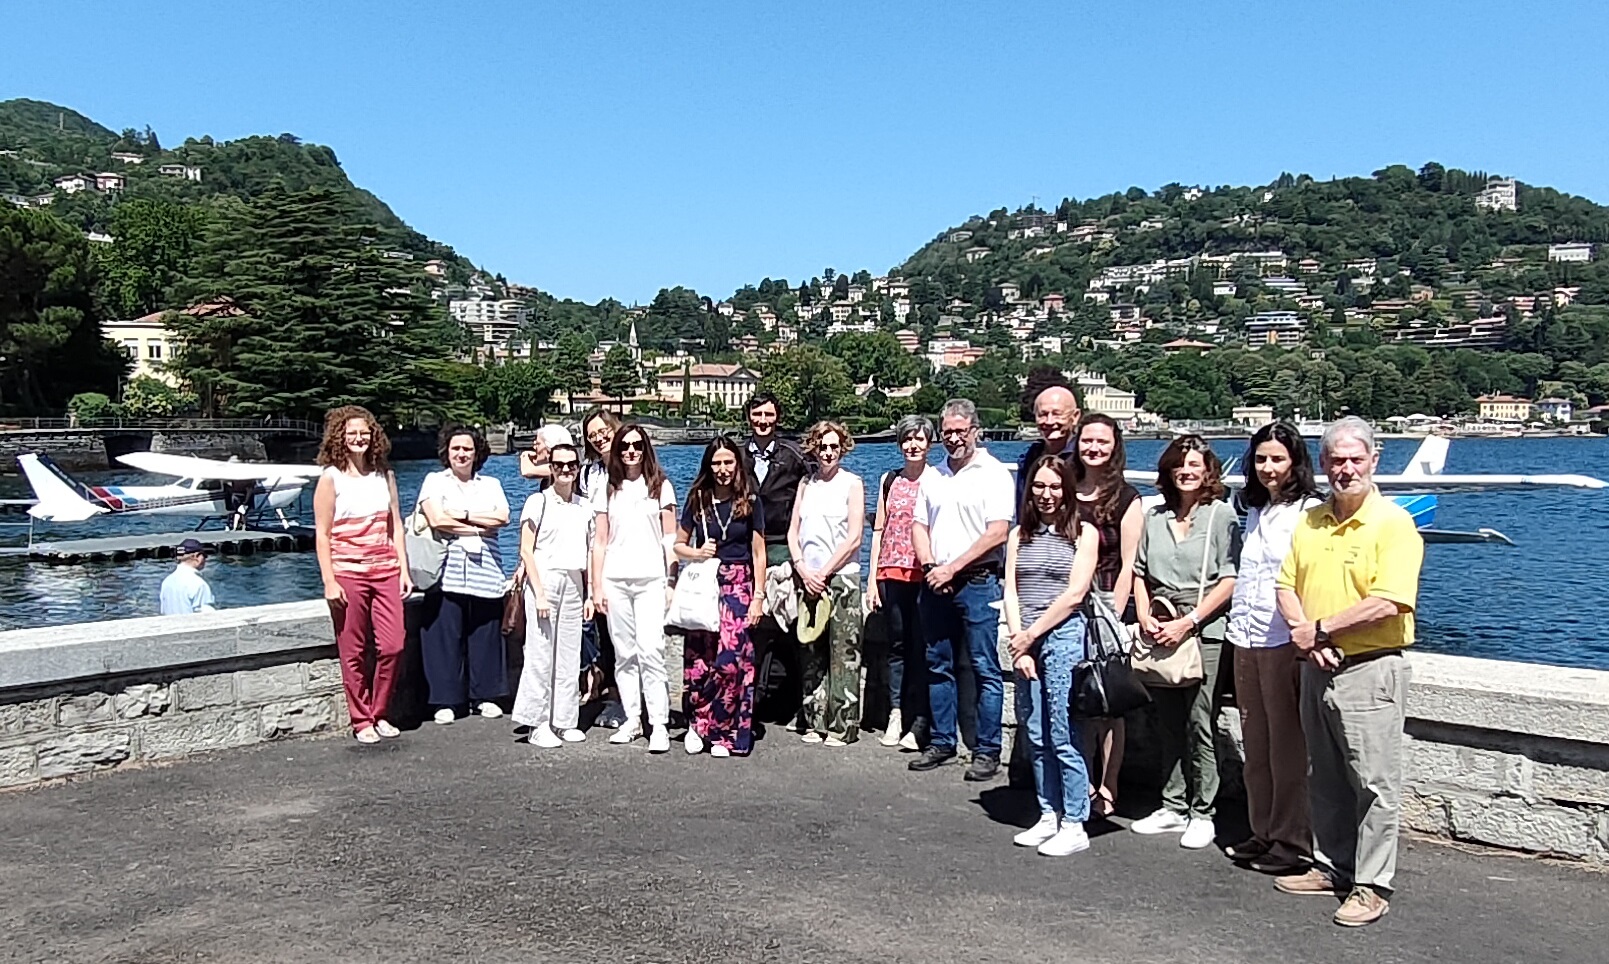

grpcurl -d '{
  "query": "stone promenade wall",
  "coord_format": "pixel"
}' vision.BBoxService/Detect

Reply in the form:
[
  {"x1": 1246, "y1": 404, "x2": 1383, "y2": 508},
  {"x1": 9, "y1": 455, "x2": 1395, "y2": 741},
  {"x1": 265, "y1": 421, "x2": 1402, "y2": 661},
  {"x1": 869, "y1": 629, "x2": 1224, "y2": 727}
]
[
  {"x1": 2, "y1": 603, "x2": 1607, "y2": 865},
  {"x1": 0, "y1": 602, "x2": 342, "y2": 787}
]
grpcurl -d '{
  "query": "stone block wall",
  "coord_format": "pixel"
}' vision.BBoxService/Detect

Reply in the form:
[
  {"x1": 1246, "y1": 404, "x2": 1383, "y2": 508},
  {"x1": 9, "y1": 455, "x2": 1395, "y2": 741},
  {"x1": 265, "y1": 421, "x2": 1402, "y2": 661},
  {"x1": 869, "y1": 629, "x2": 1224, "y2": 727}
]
[{"x1": 0, "y1": 602, "x2": 345, "y2": 789}]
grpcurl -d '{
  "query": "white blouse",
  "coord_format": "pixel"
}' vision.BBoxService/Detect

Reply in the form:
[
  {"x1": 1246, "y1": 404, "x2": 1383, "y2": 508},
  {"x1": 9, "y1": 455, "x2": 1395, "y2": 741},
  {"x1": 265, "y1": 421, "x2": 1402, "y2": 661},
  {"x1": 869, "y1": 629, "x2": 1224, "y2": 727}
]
[
  {"x1": 591, "y1": 477, "x2": 677, "y2": 582},
  {"x1": 1227, "y1": 498, "x2": 1320, "y2": 649},
  {"x1": 521, "y1": 489, "x2": 592, "y2": 573}
]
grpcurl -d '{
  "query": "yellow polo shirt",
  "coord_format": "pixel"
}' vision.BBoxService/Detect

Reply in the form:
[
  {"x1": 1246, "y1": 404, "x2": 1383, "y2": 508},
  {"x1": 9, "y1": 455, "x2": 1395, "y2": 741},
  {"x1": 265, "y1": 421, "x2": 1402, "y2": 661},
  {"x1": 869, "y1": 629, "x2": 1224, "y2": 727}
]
[{"x1": 1276, "y1": 488, "x2": 1423, "y2": 656}]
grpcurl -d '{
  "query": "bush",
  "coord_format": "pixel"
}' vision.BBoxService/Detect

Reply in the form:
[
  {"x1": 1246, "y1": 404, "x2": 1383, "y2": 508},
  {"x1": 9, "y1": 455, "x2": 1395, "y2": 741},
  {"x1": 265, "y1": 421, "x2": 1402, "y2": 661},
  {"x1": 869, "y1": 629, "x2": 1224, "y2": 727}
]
[{"x1": 68, "y1": 392, "x2": 114, "y2": 421}]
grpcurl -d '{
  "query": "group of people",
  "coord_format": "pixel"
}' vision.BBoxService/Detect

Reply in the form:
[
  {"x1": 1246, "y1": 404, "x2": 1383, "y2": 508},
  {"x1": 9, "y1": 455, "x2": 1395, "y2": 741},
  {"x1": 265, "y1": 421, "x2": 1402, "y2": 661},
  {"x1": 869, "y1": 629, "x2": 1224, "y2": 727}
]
[{"x1": 309, "y1": 385, "x2": 1422, "y2": 929}]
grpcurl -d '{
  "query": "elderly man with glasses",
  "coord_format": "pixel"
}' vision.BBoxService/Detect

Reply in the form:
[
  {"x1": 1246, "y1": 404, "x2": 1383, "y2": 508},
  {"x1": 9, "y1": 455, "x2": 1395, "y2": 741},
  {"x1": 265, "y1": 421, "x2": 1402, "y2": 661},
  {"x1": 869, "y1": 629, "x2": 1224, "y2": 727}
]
[{"x1": 909, "y1": 398, "x2": 1016, "y2": 780}]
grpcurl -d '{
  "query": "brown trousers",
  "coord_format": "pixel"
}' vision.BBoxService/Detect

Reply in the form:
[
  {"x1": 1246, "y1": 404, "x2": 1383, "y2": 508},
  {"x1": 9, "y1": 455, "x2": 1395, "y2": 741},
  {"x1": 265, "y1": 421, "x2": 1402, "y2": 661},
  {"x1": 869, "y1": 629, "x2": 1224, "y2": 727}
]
[{"x1": 1234, "y1": 644, "x2": 1312, "y2": 864}]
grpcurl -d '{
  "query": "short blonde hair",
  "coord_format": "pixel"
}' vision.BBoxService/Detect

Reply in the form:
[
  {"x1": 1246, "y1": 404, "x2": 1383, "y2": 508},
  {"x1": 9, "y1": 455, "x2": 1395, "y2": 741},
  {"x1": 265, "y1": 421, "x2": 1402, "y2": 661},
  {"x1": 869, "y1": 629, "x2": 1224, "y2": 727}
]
[{"x1": 803, "y1": 420, "x2": 854, "y2": 457}]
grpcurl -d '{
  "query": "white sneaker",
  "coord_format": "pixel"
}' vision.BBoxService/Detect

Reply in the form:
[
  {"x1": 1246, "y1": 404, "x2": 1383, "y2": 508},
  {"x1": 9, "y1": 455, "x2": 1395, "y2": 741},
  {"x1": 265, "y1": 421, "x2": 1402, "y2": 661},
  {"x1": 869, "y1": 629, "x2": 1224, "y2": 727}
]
[
  {"x1": 685, "y1": 730, "x2": 705, "y2": 755},
  {"x1": 477, "y1": 702, "x2": 503, "y2": 719},
  {"x1": 559, "y1": 728, "x2": 586, "y2": 743},
  {"x1": 1013, "y1": 812, "x2": 1060, "y2": 848},
  {"x1": 880, "y1": 709, "x2": 903, "y2": 747},
  {"x1": 898, "y1": 730, "x2": 919, "y2": 751},
  {"x1": 529, "y1": 724, "x2": 562, "y2": 748},
  {"x1": 433, "y1": 708, "x2": 455, "y2": 726},
  {"x1": 1037, "y1": 824, "x2": 1091, "y2": 857},
  {"x1": 1180, "y1": 818, "x2": 1217, "y2": 850},
  {"x1": 801, "y1": 732, "x2": 823, "y2": 744},
  {"x1": 1130, "y1": 808, "x2": 1189, "y2": 835},
  {"x1": 608, "y1": 725, "x2": 641, "y2": 745},
  {"x1": 374, "y1": 720, "x2": 400, "y2": 739},
  {"x1": 710, "y1": 745, "x2": 731, "y2": 758},
  {"x1": 647, "y1": 725, "x2": 670, "y2": 754},
  {"x1": 824, "y1": 735, "x2": 848, "y2": 747}
]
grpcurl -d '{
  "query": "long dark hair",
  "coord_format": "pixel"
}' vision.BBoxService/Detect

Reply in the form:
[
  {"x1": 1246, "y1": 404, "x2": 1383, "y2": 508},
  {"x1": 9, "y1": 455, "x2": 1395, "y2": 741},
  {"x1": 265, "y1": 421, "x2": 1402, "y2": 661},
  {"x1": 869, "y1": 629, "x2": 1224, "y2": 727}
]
[
  {"x1": 1240, "y1": 421, "x2": 1319, "y2": 509},
  {"x1": 1072, "y1": 413, "x2": 1129, "y2": 524},
  {"x1": 686, "y1": 434, "x2": 754, "y2": 522},
  {"x1": 1155, "y1": 434, "x2": 1226, "y2": 513},
  {"x1": 1017, "y1": 455, "x2": 1078, "y2": 545},
  {"x1": 606, "y1": 422, "x2": 667, "y2": 497}
]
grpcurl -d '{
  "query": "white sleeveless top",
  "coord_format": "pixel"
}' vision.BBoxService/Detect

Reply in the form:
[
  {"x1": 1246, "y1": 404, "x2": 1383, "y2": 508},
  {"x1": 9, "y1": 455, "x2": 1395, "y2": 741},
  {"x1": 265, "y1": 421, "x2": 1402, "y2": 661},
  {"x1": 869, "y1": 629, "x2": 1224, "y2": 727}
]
[{"x1": 798, "y1": 469, "x2": 860, "y2": 575}]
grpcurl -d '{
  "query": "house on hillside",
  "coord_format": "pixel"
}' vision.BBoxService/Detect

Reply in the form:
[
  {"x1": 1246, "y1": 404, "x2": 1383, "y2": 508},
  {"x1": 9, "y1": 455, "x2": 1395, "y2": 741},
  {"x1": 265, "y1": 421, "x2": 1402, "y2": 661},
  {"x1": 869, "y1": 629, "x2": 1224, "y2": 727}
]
[
  {"x1": 963, "y1": 246, "x2": 991, "y2": 263},
  {"x1": 52, "y1": 174, "x2": 94, "y2": 194},
  {"x1": 110, "y1": 151, "x2": 144, "y2": 165},
  {"x1": 1536, "y1": 397, "x2": 1574, "y2": 423},
  {"x1": 95, "y1": 172, "x2": 126, "y2": 192},
  {"x1": 1162, "y1": 338, "x2": 1215, "y2": 355},
  {"x1": 1548, "y1": 243, "x2": 1594, "y2": 263},
  {"x1": 158, "y1": 164, "x2": 203, "y2": 182},
  {"x1": 656, "y1": 363, "x2": 761, "y2": 412}
]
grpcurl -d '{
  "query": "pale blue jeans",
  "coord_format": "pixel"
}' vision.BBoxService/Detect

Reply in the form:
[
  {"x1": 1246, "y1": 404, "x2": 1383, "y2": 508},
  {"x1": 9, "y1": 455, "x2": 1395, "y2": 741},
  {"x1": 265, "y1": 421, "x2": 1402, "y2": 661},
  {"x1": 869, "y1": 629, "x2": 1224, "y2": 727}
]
[{"x1": 1015, "y1": 614, "x2": 1092, "y2": 823}]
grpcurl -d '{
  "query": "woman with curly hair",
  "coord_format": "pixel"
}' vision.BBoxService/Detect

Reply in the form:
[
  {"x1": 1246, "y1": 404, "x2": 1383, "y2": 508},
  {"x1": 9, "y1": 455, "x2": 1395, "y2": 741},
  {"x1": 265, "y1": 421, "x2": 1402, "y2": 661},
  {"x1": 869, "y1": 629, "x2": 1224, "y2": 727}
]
[
  {"x1": 674, "y1": 435, "x2": 766, "y2": 757},
  {"x1": 1130, "y1": 434, "x2": 1240, "y2": 850},
  {"x1": 313, "y1": 406, "x2": 411, "y2": 745},
  {"x1": 787, "y1": 420, "x2": 866, "y2": 746},
  {"x1": 417, "y1": 423, "x2": 511, "y2": 725}
]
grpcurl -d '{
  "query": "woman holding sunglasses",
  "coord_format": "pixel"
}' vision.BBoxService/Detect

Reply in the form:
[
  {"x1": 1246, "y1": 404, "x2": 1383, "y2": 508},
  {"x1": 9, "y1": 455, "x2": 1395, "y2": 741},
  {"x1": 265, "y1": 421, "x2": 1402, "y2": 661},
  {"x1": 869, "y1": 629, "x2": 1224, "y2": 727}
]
[
  {"x1": 512, "y1": 435, "x2": 595, "y2": 748},
  {"x1": 590, "y1": 423, "x2": 678, "y2": 754}
]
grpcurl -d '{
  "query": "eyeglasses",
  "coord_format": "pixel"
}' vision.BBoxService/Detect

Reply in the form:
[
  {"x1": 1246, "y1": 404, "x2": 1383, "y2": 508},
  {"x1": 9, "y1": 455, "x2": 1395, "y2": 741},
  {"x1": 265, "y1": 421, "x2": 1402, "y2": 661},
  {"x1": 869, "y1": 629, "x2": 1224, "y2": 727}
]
[
  {"x1": 587, "y1": 429, "x2": 612, "y2": 442},
  {"x1": 344, "y1": 432, "x2": 371, "y2": 439},
  {"x1": 620, "y1": 439, "x2": 645, "y2": 452},
  {"x1": 818, "y1": 442, "x2": 841, "y2": 452},
  {"x1": 940, "y1": 428, "x2": 975, "y2": 440},
  {"x1": 551, "y1": 461, "x2": 579, "y2": 472}
]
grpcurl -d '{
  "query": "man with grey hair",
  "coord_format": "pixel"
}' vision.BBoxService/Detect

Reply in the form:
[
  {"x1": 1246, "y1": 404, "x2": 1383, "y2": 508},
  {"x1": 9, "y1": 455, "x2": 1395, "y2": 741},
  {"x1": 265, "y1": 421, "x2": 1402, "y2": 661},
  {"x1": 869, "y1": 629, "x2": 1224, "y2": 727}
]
[
  {"x1": 1016, "y1": 383, "x2": 1081, "y2": 506},
  {"x1": 1274, "y1": 415, "x2": 1423, "y2": 927},
  {"x1": 909, "y1": 398, "x2": 1016, "y2": 779}
]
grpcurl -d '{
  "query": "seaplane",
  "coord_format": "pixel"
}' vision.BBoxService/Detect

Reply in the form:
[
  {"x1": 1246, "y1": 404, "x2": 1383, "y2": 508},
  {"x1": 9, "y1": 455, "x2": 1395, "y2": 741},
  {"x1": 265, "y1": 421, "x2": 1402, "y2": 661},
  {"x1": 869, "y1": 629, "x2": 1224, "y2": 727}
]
[
  {"x1": 16, "y1": 452, "x2": 319, "y2": 529},
  {"x1": 1123, "y1": 435, "x2": 1608, "y2": 545}
]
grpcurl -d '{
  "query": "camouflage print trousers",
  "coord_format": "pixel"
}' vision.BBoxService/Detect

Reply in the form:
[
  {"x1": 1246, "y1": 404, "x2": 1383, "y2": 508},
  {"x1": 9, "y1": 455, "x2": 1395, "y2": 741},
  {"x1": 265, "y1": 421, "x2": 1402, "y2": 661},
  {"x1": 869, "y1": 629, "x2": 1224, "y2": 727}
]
[{"x1": 800, "y1": 573, "x2": 863, "y2": 742}]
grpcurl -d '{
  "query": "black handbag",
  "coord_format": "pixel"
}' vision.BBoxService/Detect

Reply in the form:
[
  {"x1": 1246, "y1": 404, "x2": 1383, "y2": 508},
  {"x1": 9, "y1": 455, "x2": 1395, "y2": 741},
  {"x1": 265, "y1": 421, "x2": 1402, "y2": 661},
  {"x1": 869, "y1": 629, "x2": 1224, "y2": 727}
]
[{"x1": 1072, "y1": 593, "x2": 1152, "y2": 719}]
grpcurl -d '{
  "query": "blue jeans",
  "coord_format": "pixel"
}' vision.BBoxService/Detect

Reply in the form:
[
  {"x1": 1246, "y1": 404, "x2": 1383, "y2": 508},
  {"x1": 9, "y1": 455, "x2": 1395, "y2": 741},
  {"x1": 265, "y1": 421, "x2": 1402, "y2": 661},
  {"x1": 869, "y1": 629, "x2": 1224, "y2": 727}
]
[
  {"x1": 920, "y1": 574, "x2": 1003, "y2": 757},
  {"x1": 1015, "y1": 616, "x2": 1092, "y2": 823}
]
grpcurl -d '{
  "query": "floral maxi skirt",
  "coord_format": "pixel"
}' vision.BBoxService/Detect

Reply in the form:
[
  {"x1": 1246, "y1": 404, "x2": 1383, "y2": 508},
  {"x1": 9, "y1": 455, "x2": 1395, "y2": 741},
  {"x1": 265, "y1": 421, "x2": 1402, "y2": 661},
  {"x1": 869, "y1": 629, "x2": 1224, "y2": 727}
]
[{"x1": 683, "y1": 561, "x2": 757, "y2": 754}]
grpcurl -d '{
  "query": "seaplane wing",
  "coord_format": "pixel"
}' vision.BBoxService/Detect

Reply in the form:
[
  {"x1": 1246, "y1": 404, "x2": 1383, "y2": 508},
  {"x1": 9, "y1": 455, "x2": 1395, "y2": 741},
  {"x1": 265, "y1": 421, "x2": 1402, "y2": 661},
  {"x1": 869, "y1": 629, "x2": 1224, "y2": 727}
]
[{"x1": 115, "y1": 452, "x2": 322, "y2": 481}]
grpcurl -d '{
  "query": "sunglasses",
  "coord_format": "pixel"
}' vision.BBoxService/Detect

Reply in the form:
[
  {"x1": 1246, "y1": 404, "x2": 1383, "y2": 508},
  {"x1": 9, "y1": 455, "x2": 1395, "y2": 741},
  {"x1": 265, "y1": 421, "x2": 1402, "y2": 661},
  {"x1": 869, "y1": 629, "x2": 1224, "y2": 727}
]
[
  {"x1": 818, "y1": 442, "x2": 842, "y2": 451},
  {"x1": 551, "y1": 461, "x2": 579, "y2": 472},
  {"x1": 620, "y1": 439, "x2": 645, "y2": 452}
]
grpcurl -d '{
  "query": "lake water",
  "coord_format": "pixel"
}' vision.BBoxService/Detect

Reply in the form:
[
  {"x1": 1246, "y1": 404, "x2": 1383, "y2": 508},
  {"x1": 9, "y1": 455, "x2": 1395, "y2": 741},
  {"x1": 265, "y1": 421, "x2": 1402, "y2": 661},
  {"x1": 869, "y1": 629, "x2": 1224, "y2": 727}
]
[{"x1": 2, "y1": 437, "x2": 1606, "y2": 670}]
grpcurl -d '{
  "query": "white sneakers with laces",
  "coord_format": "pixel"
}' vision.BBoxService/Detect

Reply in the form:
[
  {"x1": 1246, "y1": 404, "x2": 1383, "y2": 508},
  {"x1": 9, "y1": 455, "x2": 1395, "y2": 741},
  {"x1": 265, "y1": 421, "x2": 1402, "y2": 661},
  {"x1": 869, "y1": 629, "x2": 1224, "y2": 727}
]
[
  {"x1": 1037, "y1": 825, "x2": 1091, "y2": 857},
  {"x1": 1013, "y1": 813, "x2": 1060, "y2": 848},
  {"x1": 1180, "y1": 818, "x2": 1217, "y2": 850},
  {"x1": 529, "y1": 725, "x2": 563, "y2": 749}
]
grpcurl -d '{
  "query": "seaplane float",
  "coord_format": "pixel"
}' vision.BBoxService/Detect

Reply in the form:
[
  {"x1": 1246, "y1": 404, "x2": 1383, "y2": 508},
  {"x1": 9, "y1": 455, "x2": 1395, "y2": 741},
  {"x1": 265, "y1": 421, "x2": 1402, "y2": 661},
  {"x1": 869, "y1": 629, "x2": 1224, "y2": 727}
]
[
  {"x1": 16, "y1": 452, "x2": 319, "y2": 529},
  {"x1": 1122, "y1": 435, "x2": 1607, "y2": 545}
]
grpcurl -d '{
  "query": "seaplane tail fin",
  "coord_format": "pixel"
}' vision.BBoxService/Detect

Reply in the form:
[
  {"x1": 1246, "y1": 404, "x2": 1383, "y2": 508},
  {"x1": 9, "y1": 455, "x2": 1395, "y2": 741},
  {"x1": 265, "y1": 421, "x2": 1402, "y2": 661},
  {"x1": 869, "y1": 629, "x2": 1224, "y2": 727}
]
[
  {"x1": 18, "y1": 454, "x2": 109, "y2": 522},
  {"x1": 1399, "y1": 435, "x2": 1450, "y2": 479}
]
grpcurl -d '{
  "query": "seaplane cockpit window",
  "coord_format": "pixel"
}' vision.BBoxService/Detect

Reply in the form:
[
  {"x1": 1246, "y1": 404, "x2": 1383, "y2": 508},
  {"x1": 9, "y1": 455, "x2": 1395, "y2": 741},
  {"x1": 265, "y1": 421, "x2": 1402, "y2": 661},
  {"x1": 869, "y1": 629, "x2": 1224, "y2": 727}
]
[
  {"x1": 200, "y1": 479, "x2": 225, "y2": 493},
  {"x1": 174, "y1": 478, "x2": 194, "y2": 489}
]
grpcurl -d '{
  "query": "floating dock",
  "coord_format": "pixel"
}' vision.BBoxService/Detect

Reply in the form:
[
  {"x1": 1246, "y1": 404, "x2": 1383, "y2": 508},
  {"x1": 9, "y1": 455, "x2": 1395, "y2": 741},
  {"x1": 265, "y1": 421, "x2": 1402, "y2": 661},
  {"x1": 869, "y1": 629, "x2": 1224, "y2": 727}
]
[{"x1": 26, "y1": 528, "x2": 316, "y2": 563}]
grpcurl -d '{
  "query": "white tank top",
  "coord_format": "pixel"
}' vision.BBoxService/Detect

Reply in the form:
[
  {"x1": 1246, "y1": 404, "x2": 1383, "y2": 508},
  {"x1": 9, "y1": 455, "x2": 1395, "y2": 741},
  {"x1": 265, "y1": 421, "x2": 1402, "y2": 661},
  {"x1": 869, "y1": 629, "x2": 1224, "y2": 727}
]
[{"x1": 798, "y1": 469, "x2": 860, "y2": 575}]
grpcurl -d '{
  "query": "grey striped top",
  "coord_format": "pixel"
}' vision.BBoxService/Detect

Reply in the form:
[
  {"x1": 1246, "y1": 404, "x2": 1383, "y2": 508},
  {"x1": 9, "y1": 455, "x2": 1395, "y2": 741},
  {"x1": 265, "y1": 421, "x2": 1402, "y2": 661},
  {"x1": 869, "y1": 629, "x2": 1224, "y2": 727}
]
[{"x1": 1015, "y1": 524, "x2": 1078, "y2": 624}]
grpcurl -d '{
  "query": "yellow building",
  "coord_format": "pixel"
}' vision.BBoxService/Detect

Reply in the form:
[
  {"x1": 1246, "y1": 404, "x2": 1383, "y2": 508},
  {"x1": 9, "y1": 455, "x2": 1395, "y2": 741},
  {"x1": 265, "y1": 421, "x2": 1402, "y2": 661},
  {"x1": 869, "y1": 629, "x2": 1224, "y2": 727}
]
[
  {"x1": 1476, "y1": 394, "x2": 1532, "y2": 421},
  {"x1": 104, "y1": 298, "x2": 244, "y2": 388},
  {"x1": 656, "y1": 363, "x2": 762, "y2": 412}
]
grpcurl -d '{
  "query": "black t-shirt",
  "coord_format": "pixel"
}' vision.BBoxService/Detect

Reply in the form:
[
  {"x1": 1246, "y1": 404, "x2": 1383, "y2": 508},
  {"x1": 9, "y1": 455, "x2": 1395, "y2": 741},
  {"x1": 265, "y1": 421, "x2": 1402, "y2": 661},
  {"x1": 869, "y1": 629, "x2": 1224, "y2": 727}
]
[{"x1": 681, "y1": 494, "x2": 765, "y2": 564}]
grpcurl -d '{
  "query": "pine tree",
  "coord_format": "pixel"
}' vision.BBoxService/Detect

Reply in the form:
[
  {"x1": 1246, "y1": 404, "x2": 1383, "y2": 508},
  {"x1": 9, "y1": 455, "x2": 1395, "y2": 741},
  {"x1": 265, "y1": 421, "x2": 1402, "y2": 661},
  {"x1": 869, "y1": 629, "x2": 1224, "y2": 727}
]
[
  {"x1": 598, "y1": 344, "x2": 640, "y2": 406},
  {"x1": 172, "y1": 187, "x2": 459, "y2": 424}
]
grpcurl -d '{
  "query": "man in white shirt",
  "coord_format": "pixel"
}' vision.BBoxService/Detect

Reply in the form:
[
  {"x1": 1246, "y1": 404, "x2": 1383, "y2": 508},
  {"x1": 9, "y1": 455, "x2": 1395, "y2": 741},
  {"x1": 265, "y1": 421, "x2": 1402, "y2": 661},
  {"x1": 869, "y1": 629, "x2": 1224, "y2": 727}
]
[
  {"x1": 910, "y1": 398, "x2": 1016, "y2": 780},
  {"x1": 160, "y1": 539, "x2": 217, "y2": 615}
]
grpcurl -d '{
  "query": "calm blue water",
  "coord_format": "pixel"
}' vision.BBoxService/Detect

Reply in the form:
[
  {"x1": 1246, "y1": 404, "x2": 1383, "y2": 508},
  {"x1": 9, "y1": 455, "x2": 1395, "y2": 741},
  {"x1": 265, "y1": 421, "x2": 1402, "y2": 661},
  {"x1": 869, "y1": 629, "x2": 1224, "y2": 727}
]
[{"x1": 2, "y1": 438, "x2": 1606, "y2": 670}]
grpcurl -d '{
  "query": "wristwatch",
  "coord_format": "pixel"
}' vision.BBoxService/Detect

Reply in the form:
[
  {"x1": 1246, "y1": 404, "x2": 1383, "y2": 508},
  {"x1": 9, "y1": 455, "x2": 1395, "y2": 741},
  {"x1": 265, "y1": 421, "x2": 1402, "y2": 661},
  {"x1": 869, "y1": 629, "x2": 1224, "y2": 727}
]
[
  {"x1": 1314, "y1": 619, "x2": 1332, "y2": 646},
  {"x1": 922, "y1": 563, "x2": 937, "y2": 574}
]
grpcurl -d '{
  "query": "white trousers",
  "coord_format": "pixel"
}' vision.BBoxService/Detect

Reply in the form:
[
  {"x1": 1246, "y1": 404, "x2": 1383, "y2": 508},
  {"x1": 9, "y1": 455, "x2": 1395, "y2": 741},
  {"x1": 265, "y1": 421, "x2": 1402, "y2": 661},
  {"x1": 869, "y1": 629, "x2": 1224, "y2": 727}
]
[
  {"x1": 603, "y1": 575, "x2": 670, "y2": 727},
  {"x1": 512, "y1": 569, "x2": 584, "y2": 730}
]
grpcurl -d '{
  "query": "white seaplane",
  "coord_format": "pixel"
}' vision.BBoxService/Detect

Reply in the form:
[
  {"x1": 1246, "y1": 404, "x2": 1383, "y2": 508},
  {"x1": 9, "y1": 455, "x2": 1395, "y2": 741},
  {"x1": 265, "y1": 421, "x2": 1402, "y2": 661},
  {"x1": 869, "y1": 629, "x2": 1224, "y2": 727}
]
[
  {"x1": 1120, "y1": 435, "x2": 1607, "y2": 545},
  {"x1": 16, "y1": 452, "x2": 319, "y2": 528}
]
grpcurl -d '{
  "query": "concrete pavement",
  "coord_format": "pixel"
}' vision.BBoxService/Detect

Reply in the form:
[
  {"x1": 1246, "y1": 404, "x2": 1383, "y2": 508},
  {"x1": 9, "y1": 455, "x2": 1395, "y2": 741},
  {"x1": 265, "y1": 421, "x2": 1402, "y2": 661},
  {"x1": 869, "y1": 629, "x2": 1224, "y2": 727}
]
[{"x1": 0, "y1": 720, "x2": 1600, "y2": 964}]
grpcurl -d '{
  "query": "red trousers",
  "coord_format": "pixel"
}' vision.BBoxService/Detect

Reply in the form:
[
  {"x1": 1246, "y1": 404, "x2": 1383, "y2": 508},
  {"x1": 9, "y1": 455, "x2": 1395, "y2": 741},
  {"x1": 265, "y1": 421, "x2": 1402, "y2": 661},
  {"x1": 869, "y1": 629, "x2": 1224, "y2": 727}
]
[{"x1": 331, "y1": 571, "x2": 405, "y2": 730}]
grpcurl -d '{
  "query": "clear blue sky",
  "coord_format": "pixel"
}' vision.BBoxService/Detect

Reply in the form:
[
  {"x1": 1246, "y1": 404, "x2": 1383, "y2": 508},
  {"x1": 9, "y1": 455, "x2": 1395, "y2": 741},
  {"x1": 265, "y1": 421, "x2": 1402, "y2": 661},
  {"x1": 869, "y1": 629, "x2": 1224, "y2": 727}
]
[{"x1": 6, "y1": 2, "x2": 1607, "y2": 305}]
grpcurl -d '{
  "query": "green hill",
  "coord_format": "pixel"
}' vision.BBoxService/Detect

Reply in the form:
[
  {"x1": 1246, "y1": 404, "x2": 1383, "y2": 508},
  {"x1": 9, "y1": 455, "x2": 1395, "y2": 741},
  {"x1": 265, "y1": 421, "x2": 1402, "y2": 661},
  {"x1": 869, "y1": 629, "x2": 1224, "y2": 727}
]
[{"x1": 0, "y1": 98, "x2": 477, "y2": 282}]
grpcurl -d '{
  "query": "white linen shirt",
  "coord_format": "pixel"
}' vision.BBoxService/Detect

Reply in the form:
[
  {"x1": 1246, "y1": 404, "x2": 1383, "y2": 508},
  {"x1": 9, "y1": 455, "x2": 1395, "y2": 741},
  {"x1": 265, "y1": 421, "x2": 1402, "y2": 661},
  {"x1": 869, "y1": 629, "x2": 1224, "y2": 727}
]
[
  {"x1": 914, "y1": 447, "x2": 1015, "y2": 566},
  {"x1": 591, "y1": 477, "x2": 677, "y2": 582},
  {"x1": 521, "y1": 488, "x2": 592, "y2": 573},
  {"x1": 1227, "y1": 498, "x2": 1320, "y2": 648}
]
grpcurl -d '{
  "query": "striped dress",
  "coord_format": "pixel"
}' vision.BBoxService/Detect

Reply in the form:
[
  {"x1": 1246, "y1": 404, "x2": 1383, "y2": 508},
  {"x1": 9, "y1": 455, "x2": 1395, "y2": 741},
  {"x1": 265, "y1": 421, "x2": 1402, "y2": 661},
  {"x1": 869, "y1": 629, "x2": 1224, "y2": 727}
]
[{"x1": 327, "y1": 467, "x2": 399, "y2": 577}]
